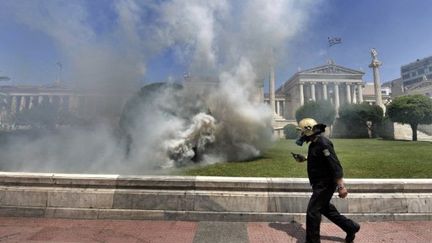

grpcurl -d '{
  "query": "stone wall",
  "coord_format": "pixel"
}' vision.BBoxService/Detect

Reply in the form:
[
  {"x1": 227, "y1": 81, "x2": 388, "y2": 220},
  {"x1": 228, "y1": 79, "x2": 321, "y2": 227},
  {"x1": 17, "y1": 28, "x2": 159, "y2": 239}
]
[
  {"x1": 1, "y1": 172, "x2": 432, "y2": 222},
  {"x1": 419, "y1": 124, "x2": 432, "y2": 136}
]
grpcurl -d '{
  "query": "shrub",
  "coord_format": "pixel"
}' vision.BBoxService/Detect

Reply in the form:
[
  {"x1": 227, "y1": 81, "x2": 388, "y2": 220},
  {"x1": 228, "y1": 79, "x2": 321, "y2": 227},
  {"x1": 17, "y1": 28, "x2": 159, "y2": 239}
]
[
  {"x1": 295, "y1": 100, "x2": 336, "y2": 126},
  {"x1": 335, "y1": 103, "x2": 383, "y2": 138},
  {"x1": 283, "y1": 124, "x2": 298, "y2": 139}
]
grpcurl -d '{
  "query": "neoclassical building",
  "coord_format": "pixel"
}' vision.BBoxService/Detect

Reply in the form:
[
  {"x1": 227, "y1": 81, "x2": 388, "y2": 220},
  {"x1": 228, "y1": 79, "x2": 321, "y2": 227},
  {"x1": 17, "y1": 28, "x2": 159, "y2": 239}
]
[
  {"x1": 0, "y1": 84, "x2": 77, "y2": 113},
  {"x1": 0, "y1": 84, "x2": 130, "y2": 129},
  {"x1": 275, "y1": 61, "x2": 365, "y2": 120}
]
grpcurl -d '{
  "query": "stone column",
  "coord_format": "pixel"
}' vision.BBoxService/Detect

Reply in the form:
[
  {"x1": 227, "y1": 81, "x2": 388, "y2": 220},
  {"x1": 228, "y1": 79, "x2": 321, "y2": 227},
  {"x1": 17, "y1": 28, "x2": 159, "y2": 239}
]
[
  {"x1": 369, "y1": 48, "x2": 384, "y2": 110},
  {"x1": 28, "y1": 96, "x2": 34, "y2": 110},
  {"x1": 299, "y1": 83, "x2": 304, "y2": 106},
  {"x1": 334, "y1": 83, "x2": 340, "y2": 112},
  {"x1": 280, "y1": 100, "x2": 284, "y2": 117},
  {"x1": 49, "y1": 96, "x2": 53, "y2": 103},
  {"x1": 269, "y1": 66, "x2": 276, "y2": 115},
  {"x1": 19, "y1": 96, "x2": 26, "y2": 111},
  {"x1": 276, "y1": 101, "x2": 280, "y2": 115},
  {"x1": 311, "y1": 82, "x2": 316, "y2": 101},
  {"x1": 358, "y1": 83, "x2": 364, "y2": 103},
  {"x1": 322, "y1": 82, "x2": 328, "y2": 100},
  {"x1": 352, "y1": 86, "x2": 357, "y2": 104},
  {"x1": 38, "y1": 96, "x2": 43, "y2": 104},
  {"x1": 346, "y1": 84, "x2": 351, "y2": 103},
  {"x1": 11, "y1": 96, "x2": 17, "y2": 114}
]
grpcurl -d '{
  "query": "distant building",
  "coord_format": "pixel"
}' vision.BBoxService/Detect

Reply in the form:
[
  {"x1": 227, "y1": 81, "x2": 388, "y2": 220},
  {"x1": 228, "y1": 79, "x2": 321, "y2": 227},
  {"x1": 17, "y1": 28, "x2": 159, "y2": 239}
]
[
  {"x1": 404, "y1": 75, "x2": 432, "y2": 98},
  {"x1": 401, "y1": 55, "x2": 432, "y2": 90},
  {"x1": 382, "y1": 78, "x2": 404, "y2": 98},
  {"x1": 362, "y1": 83, "x2": 392, "y2": 106},
  {"x1": 0, "y1": 84, "x2": 130, "y2": 129},
  {"x1": 275, "y1": 60, "x2": 365, "y2": 120}
]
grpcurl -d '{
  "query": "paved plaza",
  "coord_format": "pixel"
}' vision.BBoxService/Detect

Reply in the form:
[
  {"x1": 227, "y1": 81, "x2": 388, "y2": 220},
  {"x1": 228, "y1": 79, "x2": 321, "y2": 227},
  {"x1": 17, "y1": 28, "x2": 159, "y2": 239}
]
[{"x1": 0, "y1": 217, "x2": 431, "y2": 243}]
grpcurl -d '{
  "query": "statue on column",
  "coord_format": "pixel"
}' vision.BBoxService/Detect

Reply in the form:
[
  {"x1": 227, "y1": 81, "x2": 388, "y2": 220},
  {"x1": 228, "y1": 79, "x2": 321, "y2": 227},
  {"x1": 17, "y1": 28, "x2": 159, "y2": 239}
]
[
  {"x1": 369, "y1": 48, "x2": 382, "y2": 67},
  {"x1": 369, "y1": 48, "x2": 384, "y2": 111},
  {"x1": 371, "y1": 48, "x2": 378, "y2": 59}
]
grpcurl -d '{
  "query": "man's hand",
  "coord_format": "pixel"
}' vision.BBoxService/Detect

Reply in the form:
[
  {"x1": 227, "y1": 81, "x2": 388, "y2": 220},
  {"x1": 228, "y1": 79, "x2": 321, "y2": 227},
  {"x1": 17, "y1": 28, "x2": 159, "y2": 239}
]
[
  {"x1": 338, "y1": 185, "x2": 348, "y2": 198},
  {"x1": 291, "y1": 152, "x2": 306, "y2": 163},
  {"x1": 336, "y1": 178, "x2": 348, "y2": 198}
]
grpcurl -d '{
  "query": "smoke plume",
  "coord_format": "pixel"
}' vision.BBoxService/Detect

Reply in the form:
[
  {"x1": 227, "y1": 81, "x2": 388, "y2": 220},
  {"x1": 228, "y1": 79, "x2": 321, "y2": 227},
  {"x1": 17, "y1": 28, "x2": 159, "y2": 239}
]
[{"x1": 0, "y1": 0, "x2": 317, "y2": 174}]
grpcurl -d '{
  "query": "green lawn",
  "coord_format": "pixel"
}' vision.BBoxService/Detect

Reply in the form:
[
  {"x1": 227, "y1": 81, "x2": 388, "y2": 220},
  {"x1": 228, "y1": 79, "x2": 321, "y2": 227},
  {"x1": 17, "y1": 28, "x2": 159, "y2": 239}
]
[{"x1": 181, "y1": 139, "x2": 432, "y2": 178}]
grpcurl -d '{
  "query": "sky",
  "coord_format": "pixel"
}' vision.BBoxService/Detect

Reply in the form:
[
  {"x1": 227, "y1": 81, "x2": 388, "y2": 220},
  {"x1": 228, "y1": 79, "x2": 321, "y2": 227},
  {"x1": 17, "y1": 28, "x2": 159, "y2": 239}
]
[{"x1": 1, "y1": 0, "x2": 432, "y2": 91}]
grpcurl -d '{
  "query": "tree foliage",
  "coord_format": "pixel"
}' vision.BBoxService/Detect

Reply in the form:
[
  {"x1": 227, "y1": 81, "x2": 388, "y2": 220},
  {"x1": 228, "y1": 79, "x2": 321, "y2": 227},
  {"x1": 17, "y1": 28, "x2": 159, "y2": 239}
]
[
  {"x1": 335, "y1": 103, "x2": 384, "y2": 138},
  {"x1": 387, "y1": 94, "x2": 432, "y2": 141},
  {"x1": 283, "y1": 124, "x2": 298, "y2": 139},
  {"x1": 295, "y1": 100, "x2": 336, "y2": 126}
]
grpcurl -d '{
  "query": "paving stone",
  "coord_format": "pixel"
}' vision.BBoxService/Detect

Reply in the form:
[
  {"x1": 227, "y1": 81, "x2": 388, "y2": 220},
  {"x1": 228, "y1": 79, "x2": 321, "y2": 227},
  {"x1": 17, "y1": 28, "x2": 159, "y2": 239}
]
[{"x1": 1, "y1": 217, "x2": 432, "y2": 243}]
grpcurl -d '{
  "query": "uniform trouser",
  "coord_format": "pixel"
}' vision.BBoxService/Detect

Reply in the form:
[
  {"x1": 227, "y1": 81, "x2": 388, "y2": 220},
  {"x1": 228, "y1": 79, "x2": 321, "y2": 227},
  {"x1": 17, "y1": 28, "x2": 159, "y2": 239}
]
[{"x1": 305, "y1": 180, "x2": 357, "y2": 243}]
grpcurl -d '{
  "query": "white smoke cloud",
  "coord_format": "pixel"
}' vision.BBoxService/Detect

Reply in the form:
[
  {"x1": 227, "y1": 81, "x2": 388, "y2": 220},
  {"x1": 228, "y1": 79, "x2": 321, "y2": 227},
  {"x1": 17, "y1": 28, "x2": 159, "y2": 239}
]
[{"x1": 0, "y1": 0, "x2": 319, "y2": 174}]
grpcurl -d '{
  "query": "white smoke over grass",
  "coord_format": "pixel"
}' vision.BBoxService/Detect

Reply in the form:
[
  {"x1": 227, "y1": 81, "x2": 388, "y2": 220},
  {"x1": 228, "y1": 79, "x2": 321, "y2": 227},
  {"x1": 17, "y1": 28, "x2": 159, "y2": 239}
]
[
  {"x1": 0, "y1": 0, "x2": 318, "y2": 174},
  {"x1": 164, "y1": 113, "x2": 216, "y2": 167}
]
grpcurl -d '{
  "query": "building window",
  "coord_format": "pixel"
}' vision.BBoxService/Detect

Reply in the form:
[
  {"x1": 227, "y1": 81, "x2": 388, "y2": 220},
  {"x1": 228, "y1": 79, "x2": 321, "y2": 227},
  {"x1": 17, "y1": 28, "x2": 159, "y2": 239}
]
[{"x1": 418, "y1": 69, "x2": 425, "y2": 75}]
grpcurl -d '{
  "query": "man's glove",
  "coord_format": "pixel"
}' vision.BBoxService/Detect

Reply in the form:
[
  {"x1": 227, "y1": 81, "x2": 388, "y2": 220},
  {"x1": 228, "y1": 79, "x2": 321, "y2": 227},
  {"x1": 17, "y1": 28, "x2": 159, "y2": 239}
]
[{"x1": 291, "y1": 152, "x2": 306, "y2": 163}]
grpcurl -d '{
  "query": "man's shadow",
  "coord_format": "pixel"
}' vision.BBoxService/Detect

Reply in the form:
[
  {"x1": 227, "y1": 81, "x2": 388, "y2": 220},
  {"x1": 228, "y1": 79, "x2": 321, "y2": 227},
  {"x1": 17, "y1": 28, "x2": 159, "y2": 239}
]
[{"x1": 269, "y1": 221, "x2": 344, "y2": 242}]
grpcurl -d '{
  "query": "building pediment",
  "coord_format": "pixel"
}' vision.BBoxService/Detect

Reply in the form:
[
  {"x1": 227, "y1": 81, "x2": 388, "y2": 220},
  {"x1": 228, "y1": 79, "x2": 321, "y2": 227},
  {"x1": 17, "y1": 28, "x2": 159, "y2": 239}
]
[{"x1": 299, "y1": 64, "x2": 364, "y2": 75}]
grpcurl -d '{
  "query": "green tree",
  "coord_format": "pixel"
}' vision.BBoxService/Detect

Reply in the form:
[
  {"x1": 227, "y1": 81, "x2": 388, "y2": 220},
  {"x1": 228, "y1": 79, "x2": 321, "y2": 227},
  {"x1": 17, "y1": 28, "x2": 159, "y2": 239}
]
[
  {"x1": 337, "y1": 103, "x2": 383, "y2": 138},
  {"x1": 283, "y1": 124, "x2": 298, "y2": 139},
  {"x1": 295, "y1": 100, "x2": 336, "y2": 126},
  {"x1": 387, "y1": 94, "x2": 432, "y2": 141}
]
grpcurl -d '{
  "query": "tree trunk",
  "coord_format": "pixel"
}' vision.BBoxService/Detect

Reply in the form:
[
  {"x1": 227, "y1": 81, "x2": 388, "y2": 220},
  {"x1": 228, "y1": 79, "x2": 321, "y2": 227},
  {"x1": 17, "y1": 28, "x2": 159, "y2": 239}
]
[{"x1": 411, "y1": 123, "x2": 418, "y2": 141}]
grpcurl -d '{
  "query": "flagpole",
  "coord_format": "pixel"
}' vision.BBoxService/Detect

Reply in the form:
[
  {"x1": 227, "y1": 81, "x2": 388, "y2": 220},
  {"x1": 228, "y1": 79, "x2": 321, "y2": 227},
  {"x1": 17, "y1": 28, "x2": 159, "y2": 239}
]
[{"x1": 327, "y1": 37, "x2": 342, "y2": 62}]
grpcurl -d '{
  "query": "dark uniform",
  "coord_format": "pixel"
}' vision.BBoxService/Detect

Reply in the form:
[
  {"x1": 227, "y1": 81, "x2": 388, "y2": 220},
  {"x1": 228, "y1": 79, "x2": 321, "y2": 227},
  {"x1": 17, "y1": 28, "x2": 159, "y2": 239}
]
[{"x1": 306, "y1": 135, "x2": 358, "y2": 243}]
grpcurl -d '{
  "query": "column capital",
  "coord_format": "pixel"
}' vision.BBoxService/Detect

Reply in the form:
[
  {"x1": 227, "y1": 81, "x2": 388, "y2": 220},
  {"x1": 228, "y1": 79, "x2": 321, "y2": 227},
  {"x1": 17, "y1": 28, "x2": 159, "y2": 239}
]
[{"x1": 369, "y1": 60, "x2": 382, "y2": 68}]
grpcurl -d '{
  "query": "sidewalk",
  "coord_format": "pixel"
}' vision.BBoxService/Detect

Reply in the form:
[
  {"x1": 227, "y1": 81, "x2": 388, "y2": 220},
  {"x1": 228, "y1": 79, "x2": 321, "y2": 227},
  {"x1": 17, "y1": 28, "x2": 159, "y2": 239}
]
[{"x1": 0, "y1": 217, "x2": 431, "y2": 243}]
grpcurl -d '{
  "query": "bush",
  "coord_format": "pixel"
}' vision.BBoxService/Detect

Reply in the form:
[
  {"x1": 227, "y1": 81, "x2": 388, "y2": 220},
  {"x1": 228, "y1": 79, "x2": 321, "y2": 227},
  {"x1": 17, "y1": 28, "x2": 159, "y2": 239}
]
[
  {"x1": 335, "y1": 103, "x2": 383, "y2": 138},
  {"x1": 376, "y1": 116, "x2": 394, "y2": 139},
  {"x1": 295, "y1": 100, "x2": 336, "y2": 125},
  {"x1": 283, "y1": 124, "x2": 298, "y2": 139}
]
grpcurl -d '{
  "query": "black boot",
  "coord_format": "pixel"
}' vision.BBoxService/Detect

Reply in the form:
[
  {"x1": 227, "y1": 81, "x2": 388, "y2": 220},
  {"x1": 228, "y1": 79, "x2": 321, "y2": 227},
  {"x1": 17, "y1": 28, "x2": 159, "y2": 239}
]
[{"x1": 345, "y1": 222, "x2": 360, "y2": 243}]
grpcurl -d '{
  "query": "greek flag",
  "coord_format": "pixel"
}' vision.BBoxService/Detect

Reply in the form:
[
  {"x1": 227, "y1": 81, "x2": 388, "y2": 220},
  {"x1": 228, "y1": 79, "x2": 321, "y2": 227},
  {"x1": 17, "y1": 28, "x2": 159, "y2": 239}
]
[{"x1": 328, "y1": 37, "x2": 342, "y2": 47}]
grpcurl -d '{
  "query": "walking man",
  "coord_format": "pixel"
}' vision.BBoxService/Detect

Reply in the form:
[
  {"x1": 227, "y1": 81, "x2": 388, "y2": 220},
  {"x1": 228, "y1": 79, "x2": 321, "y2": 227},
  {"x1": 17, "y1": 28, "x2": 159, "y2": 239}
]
[{"x1": 292, "y1": 118, "x2": 360, "y2": 243}]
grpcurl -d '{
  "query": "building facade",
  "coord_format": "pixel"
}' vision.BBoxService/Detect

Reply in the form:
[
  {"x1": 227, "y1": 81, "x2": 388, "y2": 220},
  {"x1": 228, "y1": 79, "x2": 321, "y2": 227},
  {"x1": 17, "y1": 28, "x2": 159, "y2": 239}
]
[
  {"x1": 404, "y1": 75, "x2": 432, "y2": 98},
  {"x1": 0, "y1": 84, "x2": 129, "y2": 129},
  {"x1": 276, "y1": 61, "x2": 365, "y2": 120},
  {"x1": 401, "y1": 55, "x2": 432, "y2": 89},
  {"x1": 362, "y1": 83, "x2": 391, "y2": 106}
]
